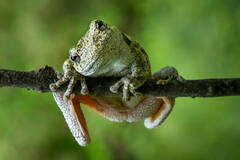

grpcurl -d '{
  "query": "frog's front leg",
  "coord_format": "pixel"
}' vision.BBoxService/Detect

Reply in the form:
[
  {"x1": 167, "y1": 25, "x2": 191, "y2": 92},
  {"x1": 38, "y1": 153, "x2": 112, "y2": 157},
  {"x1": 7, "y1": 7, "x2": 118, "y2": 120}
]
[
  {"x1": 50, "y1": 59, "x2": 88, "y2": 97},
  {"x1": 110, "y1": 60, "x2": 148, "y2": 101}
]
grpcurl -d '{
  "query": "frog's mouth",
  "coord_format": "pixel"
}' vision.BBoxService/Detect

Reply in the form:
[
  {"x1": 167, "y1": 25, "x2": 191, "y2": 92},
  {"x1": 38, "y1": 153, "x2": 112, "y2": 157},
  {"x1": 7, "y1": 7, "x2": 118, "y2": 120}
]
[
  {"x1": 78, "y1": 44, "x2": 113, "y2": 76},
  {"x1": 78, "y1": 46, "x2": 114, "y2": 77},
  {"x1": 76, "y1": 57, "x2": 99, "y2": 76}
]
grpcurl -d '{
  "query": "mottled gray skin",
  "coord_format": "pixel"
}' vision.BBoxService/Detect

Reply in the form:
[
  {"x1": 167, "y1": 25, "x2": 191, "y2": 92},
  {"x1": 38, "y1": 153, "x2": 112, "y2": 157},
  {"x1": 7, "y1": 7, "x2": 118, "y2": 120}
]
[
  {"x1": 50, "y1": 20, "x2": 182, "y2": 100},
  {"x1": 49, "y1": 20, "x2": 183, "y2": 146},
  {"x1": 50, "y1": 20, "x2": 151, "y2": 100}
]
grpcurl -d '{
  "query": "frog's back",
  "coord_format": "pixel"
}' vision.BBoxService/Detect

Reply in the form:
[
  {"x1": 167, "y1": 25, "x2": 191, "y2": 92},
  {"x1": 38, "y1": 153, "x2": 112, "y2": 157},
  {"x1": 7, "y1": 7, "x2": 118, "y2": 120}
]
[{"x1": 122, "y1": 33, "x2": 151, "y2": 77}]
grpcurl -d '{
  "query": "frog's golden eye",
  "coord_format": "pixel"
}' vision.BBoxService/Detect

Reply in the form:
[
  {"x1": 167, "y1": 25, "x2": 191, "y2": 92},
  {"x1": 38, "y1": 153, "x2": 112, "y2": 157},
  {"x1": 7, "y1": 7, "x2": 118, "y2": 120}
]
[{"x1": 95, "y1": 20, "x2": 105, "y2": 31}]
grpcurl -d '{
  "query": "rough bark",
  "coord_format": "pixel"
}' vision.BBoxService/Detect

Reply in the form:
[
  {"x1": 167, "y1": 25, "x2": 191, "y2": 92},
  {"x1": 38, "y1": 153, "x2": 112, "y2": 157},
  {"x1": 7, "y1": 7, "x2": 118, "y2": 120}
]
[{"x1": 0, "y1": 66, "x2": 240, "y2": 98}]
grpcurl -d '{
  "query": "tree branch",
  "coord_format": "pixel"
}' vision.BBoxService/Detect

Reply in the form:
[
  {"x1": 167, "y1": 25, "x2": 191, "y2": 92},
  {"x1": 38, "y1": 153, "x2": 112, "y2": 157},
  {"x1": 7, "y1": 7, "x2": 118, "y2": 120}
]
[{"x1": 0, "y1": 66, "x2": 240, "y2": 98}]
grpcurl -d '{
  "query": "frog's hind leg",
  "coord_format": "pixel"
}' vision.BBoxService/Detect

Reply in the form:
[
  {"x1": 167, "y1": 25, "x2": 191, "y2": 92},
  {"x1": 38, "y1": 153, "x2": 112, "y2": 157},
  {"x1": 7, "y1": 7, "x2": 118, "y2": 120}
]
[
  {"x1": 73, "y1": 94, "x2": 130, "y2": 122},
  {"x1": 52, "y1": 92, "x2": 90, "y2": 146},
  {"x1": 144, "y1": 97, "x2": 175, "y2": 129}
]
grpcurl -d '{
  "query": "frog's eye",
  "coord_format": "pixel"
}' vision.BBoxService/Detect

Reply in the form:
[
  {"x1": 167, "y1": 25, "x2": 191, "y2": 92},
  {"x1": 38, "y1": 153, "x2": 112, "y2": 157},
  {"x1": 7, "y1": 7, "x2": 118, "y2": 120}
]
[
  {"x1": 71, "y1": 55, "x2": 77, "y2": 61},
  {"x1": 69, "y1": 48, "x2": 81, "y2": 63},
  {"x1": 95, "y1": 20, "x2": 105, "y2": 31},
  {"x1": 70, "y1": 54, "x2": 80, "y2": 63}
]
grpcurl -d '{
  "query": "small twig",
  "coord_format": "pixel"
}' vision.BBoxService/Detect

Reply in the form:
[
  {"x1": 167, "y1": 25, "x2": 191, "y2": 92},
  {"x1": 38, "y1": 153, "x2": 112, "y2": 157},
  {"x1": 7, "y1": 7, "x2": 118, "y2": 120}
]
[{"x1": 0, "y1": 66, "x2": 240, "y2": 98}]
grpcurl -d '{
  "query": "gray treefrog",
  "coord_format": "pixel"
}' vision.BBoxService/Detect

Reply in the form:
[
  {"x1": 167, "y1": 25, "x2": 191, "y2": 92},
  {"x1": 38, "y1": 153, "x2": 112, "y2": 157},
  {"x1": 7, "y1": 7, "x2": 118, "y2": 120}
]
[{"x1": 50, "y1": 20, "x2": 183, "y2": 146}]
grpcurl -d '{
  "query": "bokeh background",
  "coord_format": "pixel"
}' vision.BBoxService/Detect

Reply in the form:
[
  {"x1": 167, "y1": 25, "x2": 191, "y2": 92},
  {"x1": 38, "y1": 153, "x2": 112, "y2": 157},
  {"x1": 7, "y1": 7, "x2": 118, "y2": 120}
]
[{"x1": 0, "y1": 0, "x2": 240, "y2": 159}]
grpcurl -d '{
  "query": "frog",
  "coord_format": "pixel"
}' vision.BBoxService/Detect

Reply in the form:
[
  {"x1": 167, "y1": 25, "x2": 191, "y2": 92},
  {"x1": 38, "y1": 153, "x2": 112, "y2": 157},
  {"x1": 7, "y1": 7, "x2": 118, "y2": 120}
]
[{"x1": 50, "y1": 20, "x2": 184, "y2": 146}]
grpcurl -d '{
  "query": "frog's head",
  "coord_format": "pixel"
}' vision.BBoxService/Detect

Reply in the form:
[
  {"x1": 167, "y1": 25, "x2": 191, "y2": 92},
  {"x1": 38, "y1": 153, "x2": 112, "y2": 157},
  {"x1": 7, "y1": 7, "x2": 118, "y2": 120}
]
[{"x1": 69, "y1": 20, "x2": 123, "y2": 75}]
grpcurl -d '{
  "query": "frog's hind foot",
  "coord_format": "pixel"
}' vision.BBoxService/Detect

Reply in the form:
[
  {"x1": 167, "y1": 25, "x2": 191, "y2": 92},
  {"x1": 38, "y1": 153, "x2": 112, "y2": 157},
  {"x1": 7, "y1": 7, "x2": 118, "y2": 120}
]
[
  {"x1": 144, "y1": 97, "x2": 175, "y2": 129},
  {"x1": 153, "y1": 66, "x2": 185, "y2": 85}
]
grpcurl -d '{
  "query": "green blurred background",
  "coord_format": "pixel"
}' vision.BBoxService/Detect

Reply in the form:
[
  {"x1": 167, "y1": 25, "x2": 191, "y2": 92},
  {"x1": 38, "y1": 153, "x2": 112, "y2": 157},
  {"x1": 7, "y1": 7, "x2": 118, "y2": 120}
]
[{"x1": 0, "y1": 0, "x2": 240, "y2": 159}]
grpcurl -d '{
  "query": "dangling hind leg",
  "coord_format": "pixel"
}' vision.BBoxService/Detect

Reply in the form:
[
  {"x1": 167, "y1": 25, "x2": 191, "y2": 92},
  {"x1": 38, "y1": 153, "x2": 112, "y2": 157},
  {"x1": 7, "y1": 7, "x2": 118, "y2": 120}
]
[{"x1": 144, "y1": 97, "x2": 175, "y2": 129}]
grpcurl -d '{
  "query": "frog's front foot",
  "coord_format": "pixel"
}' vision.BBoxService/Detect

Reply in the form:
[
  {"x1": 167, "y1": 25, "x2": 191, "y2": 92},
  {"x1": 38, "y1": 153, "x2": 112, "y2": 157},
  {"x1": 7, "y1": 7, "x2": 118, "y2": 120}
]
[
  {"x1": 64, "y1": 73, "x2": 88, "y2": 98},
  {"x1": 50, "y1": 69, "x2": 88, "y2": 98},
  {"x1": 110, "y1": 76, "x2": 143, "y2": 101},
  {"x1": 153, "y1": 66, "x2": 185, "y2": 85}
]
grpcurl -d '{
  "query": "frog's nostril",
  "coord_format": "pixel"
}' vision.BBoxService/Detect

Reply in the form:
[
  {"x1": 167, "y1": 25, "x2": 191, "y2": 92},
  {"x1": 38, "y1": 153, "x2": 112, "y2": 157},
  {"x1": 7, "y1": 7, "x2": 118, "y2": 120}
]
[{"x1": 96, "y1": 20, "x2": 104, "y2": 29}]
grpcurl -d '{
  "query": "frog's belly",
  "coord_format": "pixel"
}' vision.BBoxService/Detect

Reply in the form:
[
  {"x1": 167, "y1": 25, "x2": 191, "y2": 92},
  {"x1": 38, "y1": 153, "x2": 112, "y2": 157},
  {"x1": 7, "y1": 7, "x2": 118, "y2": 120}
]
[{"x1": 82, "y1": 58, "x2": 132, "y2": 77}]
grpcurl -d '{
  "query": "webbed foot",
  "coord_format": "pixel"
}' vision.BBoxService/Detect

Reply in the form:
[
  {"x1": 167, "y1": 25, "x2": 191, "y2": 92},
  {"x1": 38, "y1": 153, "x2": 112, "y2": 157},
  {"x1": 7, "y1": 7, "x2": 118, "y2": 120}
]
[
  {"x1": 50, "y1": 60, "x2": 88, "y2": 98},
  {"x1": 110, "y1": 76, "x2": 143, "y2": 101},
  {"x1": 153, "y1": 66, "x2": 185, "y2": 85},
  {"x1": 63, "y1": 72, "x2": 88, "y2": 98}
]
